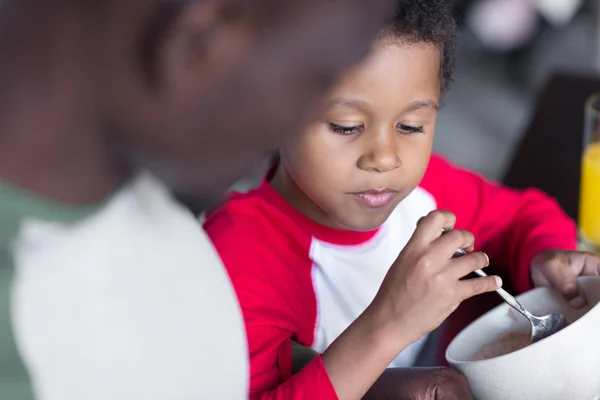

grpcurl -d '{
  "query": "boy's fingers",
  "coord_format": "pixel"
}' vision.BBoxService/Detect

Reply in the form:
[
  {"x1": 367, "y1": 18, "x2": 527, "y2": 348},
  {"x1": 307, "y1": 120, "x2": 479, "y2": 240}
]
[
  {"x1": 450, "y1": 252, "x2": 489, "y2": 279},
  {"x1": 433, "y1": 229, "x2": 475, "y2": 259},
  {"x1": 569, "y1": 252, "x2": 600, "y2": 277},
  {"x1": 536, "y1": 259, "x2": 587, "y2": 308},
  {"x1": 458, "y1": 276, "x2": 502, "y2": 301},
  {"x1": 412, "y1": 210, "x2": 456, "y2": 245}
]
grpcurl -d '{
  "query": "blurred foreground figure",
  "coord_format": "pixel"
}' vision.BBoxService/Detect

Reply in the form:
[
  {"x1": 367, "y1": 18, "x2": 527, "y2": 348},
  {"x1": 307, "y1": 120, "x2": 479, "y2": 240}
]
[{"x1": 0, "y1": 0, "x2": 390, "y2": 399}]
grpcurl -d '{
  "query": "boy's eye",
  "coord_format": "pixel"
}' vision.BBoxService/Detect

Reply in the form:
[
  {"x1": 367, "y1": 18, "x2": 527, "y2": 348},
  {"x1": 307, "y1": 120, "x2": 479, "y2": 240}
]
[
  {"x1": 397, "y1": 124, "x2": 425, "y2": 134},
  {"x1": 328, "y1": 123, "x2": 364, "y2": 136}
]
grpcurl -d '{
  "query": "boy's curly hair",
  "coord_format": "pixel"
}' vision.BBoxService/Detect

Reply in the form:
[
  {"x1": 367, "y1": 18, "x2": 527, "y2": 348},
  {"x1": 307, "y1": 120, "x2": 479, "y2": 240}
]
[{"x1": 383, "y1": 0, "x2": 458, "y2": 92}]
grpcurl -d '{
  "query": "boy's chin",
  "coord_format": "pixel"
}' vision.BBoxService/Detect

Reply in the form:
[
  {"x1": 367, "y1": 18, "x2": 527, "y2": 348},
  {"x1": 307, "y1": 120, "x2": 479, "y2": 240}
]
[{"x1": 336, "y1": 211, "x2": 394, "y2": 232}]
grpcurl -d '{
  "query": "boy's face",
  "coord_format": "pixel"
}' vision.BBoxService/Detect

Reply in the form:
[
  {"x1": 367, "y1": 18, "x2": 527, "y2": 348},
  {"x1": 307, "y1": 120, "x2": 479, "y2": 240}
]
[
  {"x1": 280, "y1": 42, "x2": 442, "y2": 231},
  {"x1": 99, "y1": 0, "x2": 391, "y2": 203}
]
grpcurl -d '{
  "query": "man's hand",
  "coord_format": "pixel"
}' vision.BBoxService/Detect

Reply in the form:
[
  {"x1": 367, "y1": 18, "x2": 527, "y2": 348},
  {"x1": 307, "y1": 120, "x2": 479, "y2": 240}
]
[
  {"x1": 531, "y1": 250, "x2": 600, "y2": 308},
  {"x1": 362, "y1": 368, "x2": 473, "y2": 400}
]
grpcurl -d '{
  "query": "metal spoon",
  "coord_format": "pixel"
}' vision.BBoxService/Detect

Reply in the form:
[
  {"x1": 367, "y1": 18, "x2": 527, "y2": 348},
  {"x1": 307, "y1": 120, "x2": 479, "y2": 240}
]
[{"x1": 453, "y1": 248, "x2": 569, "y2": 344}]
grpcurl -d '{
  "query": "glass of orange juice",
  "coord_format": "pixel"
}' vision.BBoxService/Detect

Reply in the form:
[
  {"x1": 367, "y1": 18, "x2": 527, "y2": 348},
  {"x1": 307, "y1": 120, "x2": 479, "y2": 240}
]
[{"x1": 579, "y1": 93, "x2": 600, "y2": 253}]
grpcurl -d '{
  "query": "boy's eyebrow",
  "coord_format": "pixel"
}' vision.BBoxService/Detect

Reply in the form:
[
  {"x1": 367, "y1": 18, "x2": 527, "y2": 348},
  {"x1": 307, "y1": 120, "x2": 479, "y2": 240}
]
[
  {"x1": 327, "y1": 99, "x2": 439, "y2": 112},
  {"x1": 404, "y1": 100, "x2": 439, "y2": 112},
  {"x1": 328, "y1": 99, "x2": 370, "y2": 110}
]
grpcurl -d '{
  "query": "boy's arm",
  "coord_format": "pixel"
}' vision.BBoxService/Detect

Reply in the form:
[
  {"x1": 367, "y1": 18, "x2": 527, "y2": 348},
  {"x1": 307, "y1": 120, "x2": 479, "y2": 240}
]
[
  {"x1": 420, "y1": 155, "x2": 577, "y2": 293},
  {"x1": 242, "y1": 295, "x2": 340, "y2": 400},
  {"x1": 205, "y1": 207, "x2": 493, "y2": 400},
  {"x1": 204, "y1": 215, "x2": 340, "y2": 400},
  {"x1": 205, "y1": 214, "x2": 428, "y2": 400},
  {"x1": 292, "y1": 344, "x2": 474, "y2": 400}
]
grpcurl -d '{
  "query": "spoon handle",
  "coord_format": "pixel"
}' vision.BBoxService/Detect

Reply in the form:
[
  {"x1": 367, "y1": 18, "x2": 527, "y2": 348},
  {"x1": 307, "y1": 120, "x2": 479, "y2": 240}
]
[
  {"x1": 450, "y1": 248, "x2": 530, "y2": 317},
  {"x1": 472, "y1": 269, "x2": 528, "y2": 317}
]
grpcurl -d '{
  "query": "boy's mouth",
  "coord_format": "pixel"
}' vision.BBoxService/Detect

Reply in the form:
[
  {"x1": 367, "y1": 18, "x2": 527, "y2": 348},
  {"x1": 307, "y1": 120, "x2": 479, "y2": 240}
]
[{"x1": 349, "y1": 189, "x2": 399, "y2": 209}]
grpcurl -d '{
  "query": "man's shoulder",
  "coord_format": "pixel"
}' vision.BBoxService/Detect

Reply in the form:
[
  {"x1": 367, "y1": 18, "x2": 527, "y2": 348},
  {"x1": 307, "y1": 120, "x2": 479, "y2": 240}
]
[{"x1": 8, "y1": 173, "x2": 249, "y2": 400}]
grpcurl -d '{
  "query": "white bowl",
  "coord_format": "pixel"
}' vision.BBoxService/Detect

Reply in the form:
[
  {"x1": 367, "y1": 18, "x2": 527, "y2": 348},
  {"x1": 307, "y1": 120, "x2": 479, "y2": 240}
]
[{"x1": 446, "y1": 276, "x2": 600, "y2": 400}]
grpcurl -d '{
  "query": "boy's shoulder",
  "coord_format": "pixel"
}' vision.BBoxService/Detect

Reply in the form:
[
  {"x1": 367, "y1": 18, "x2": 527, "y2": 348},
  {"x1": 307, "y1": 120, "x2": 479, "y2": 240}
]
[
  {"x1": 424, "y1": 153, "x2": 453, "y2": 177},
  {"x1": 203, "y1": 184, "x2": 279, "y2": 238},
  {"x1": 420, "y1": 153, "x2": 477, "y2": 196},
  {"x1": 203, "y1": 183, "x2": 311, "y2": 271},
  {"x1": 204, "y1": 184, "x2": 310, "y2": 293},
  {"x1": 424, "y1": 153, "x2": 483, "y2": 180}
]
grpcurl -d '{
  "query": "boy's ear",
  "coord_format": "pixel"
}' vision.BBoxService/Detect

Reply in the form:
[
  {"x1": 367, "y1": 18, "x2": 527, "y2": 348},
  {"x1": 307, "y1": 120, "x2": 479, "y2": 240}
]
[{"x1": 156, "y1": 0, "x2": 256, "y2": 99}]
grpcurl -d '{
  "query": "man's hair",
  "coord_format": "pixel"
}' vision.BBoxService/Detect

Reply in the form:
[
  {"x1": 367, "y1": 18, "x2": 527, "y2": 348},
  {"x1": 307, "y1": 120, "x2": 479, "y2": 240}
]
[{"x1": 384, "y1": 0, "x2": 458, "y2": 92}]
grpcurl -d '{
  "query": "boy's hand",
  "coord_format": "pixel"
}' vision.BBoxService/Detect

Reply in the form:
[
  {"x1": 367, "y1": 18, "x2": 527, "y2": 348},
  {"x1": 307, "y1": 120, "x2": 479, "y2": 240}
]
[
  {"x1": 322, "y1": 210, "x2": 491, "y2": 400},
  {"x1": 530, "y1": 250, "x2": 600, "y2": 308},
  {"x1": 371, "y1": 210, "x2": 502, "y2": 346}
]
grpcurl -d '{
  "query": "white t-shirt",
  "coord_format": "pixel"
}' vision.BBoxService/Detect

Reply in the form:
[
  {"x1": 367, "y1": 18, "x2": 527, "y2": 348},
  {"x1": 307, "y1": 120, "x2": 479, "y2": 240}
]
[{"x1": 9, "y1": 173, "x2": 248, "y2": 400}]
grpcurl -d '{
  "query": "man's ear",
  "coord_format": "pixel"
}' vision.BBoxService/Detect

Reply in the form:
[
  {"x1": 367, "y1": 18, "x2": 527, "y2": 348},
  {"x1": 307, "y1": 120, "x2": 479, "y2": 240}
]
[{"x1": 153, "y1": 0, "x2": 256, "y2": 100}]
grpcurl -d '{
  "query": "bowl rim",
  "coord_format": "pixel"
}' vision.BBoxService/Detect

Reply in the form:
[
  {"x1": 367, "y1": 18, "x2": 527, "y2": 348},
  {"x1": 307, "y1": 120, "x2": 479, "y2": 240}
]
[{"x1": 445, "y1": 276, "x2": 600, "y2": 366}]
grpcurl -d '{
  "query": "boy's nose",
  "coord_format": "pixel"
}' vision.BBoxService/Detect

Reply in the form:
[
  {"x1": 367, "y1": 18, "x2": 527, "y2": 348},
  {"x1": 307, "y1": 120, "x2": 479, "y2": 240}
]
[{"x1": 357, "y1": 130, "x2": 401, "y2": 173}]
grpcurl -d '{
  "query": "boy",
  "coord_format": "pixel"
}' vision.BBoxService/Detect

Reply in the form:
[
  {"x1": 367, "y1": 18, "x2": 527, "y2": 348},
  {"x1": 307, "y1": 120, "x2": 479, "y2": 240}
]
[
  {"x1": 204, "y1": 1, "x2": 600, "y2": 399},
  {"x1": 0, "y1": 0, "x2": 393, "y2": 399}
]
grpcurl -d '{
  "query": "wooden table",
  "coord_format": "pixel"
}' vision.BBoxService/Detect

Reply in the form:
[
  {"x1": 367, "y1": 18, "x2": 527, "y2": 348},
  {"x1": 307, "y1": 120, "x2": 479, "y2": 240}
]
[{"x1": 437, "y1": 71, "x2": 600, "y2": 365}]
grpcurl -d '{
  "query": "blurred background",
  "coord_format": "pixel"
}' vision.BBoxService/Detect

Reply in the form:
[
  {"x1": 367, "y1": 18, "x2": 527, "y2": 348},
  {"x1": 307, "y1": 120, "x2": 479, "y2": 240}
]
[
  {"x1": 437, "y1": 0, "x2": 599, "y2": 180},
  {"x1": 231, "y1": 0, "x2": 600, "y2": 193}
]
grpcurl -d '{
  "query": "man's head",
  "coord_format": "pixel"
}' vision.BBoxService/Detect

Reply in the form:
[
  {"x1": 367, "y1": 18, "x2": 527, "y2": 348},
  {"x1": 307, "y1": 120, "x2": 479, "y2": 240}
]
[
  {"x1": 0, "y1": 0, "x2": 392, "y2": 204},
  {"x1": 274, "y1": 0, "x2": 458, "y2": 231}
]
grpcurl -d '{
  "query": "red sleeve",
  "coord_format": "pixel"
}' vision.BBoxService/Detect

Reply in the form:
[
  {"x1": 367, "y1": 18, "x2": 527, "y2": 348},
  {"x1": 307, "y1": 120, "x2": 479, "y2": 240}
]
[
  {"x1": 420, "y1": 155, "x2": 577, "y2": 293},
  {"x1": 203, "y1": 203, "x2": 339, "y2": 400}
]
